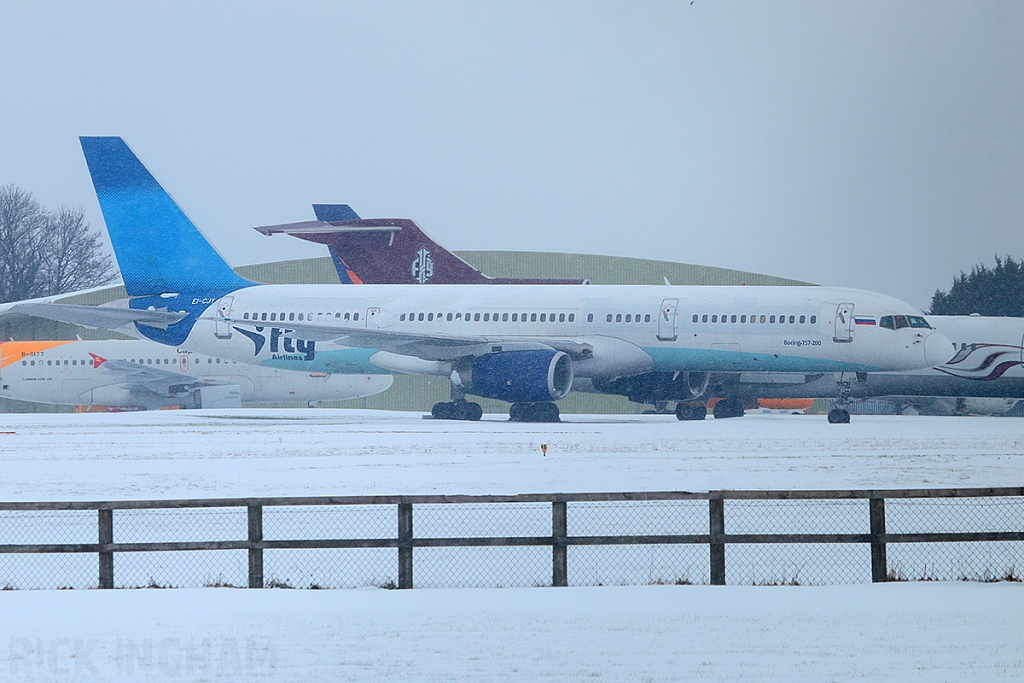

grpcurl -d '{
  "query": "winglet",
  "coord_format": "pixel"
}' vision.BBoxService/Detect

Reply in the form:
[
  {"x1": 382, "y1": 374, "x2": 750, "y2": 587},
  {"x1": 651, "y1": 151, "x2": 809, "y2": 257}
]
[{"x1": 79, "y1": 136, "x2": 255, "y2": 297}]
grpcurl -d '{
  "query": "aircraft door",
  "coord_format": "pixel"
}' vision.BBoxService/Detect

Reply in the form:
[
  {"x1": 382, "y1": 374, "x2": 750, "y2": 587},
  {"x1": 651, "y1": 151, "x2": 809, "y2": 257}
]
[
  {"x1": 215, "y1": 297, "x2": 234, "y2": 339},
  {"x1": 657, "y1": 298, "x2": 679, "y2": 342},
  {"x1": 366, "y1": 307, "x2": 381, "y2": 329},
  {"x1": 833, "y1": 303, "x2": 855, "y2": 343}
]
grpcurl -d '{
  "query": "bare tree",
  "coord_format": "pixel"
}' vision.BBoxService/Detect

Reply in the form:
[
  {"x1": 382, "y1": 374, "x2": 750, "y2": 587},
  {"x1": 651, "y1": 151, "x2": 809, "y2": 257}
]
[
  {"x1": 39, "y1": 205, "x2": 116, "y2": 295},
  {"x1": 0, "y1": 185, "x2": 48, "y2": 303},
  {"x1": 0, "y1": 184, "x2": 118, "y2": 304}
]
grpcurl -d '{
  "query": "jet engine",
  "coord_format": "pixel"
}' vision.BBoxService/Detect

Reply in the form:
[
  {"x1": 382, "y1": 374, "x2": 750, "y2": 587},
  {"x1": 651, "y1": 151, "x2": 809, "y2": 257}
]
[{"x1": 467, "y1": 350, "x2": 573, "y2": 403}]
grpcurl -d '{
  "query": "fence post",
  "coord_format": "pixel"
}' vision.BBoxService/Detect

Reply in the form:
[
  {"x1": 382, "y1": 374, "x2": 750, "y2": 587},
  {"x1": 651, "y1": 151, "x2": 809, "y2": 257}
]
[
  {"x1": 98, "y1": 508, "x2": 113, "y2": 589},
  {"x1": 398, "y1": 503, "x2": 413, "y2": 589},
  {"x1": 552, "y1": 501, "x2": 568, "y2": 587},
  {"x1": 709, "y1": 496, "x2": 725, "y2": 585},
  {"x1": 248, "y1": 505, "x2": 263, "y2": 589},
  {"x1": 869, "y1": 497, "x2": 887, "y2": 582}
]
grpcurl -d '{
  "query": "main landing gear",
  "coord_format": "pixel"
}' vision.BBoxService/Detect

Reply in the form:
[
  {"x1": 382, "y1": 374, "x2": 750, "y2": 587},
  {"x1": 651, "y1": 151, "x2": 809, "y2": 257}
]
[
  {"x1": 712, "y1": 398, "x2": 745, "y2": 420},
  {"x1": 431, "y1": 400, "x2": 483, "y2": 421},
  {"x1": 509, "y1": 402, "x2": 561, "y2": 423},
  {"x1": 828, "y1": 377, "x2": 852, "y2": 424},
  {"x1": 675, "y1": 403, "x2": 707, "y2": 421}
]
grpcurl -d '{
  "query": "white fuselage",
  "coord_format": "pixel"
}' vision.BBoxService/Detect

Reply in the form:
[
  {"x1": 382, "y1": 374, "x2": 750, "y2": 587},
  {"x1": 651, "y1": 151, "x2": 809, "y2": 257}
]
[
  {"x1": 0, "y1": 338, "x2": 392, "y2": 409},
  {"x1": 149, "y1": 284, "x2": 952, "y2": 381}
]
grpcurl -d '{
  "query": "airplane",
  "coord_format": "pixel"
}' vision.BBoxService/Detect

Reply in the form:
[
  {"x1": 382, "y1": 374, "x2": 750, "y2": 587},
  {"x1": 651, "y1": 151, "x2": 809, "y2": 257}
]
[
  {"x1": 0, "y1": 338, "x2": 392, "y2": 410},
  {"x1": 262, "y1": 205, "x2": 1024, "y2": 419},
  {"x1": 2, "y1": 137, "x2": 954, "y2": 425},
  {"x1": 721, "y1": 314, "x2": 1024, "y2": 410}
]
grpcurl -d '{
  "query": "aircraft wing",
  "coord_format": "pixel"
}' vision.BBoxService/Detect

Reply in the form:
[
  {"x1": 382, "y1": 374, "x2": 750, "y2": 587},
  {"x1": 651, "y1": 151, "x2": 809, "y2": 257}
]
[
  {"x1": 228, "y1": 317, "x2": 592, "y2": 361},
  {"x1": 91, "y1": 358, "x2": 227, "y2": 395},
  {"x1": 4, "y1": 302, "x2": 187, "y2": 331}
]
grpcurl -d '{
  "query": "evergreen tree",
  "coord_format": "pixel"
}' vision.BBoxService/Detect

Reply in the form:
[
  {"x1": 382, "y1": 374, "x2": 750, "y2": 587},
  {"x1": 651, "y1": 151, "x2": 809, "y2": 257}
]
[{"x1": 929, "y1": 256, "x2": 1024, "y2": 317}]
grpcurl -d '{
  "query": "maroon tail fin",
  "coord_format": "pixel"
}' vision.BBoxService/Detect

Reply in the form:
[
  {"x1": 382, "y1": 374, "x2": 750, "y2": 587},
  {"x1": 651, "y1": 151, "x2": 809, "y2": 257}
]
[{"x1": 255, "y1": 206, "x2": 587, "y2": 285}]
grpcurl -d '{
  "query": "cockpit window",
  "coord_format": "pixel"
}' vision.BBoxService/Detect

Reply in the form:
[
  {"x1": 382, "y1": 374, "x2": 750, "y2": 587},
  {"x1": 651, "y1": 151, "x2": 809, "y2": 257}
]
[
  {"x1": 907, "y1": 316, "x2": 931, "y2": 329},
  {"x1": 893, "y1": 315, "x2": 909, "y2": 329},
  {"x1": 879, "y1": 316, "x2": 894, "y2": 330}
]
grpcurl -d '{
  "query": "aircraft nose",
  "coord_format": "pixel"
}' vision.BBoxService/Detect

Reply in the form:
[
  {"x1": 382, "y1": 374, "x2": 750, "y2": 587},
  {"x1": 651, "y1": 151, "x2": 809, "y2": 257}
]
[{"x1": 924, "y1": 331, "x2": 955, "y2": 367}]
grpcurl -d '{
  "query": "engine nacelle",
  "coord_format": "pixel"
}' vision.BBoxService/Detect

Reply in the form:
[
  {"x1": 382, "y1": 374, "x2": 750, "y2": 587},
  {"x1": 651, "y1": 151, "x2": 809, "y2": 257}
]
[{"x1": 468, "y1": 350, "x2": 573, "y2": 403}]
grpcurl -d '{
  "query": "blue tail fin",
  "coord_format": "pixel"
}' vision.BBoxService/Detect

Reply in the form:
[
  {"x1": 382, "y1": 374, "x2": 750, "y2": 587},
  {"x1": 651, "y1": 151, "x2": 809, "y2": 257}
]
[
  {"x1": 80, "y1": 136, "x2": 255, "y2": 297},
  {"x1": 312, "y1": 204, "x2": 361, "y2": 222}
]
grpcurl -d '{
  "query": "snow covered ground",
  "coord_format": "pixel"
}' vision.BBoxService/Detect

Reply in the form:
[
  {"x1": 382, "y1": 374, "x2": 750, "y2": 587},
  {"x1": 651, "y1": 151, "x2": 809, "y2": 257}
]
[
  {"x1": 1, "y1": 409, "x2": 1022, "y2": 680},
  {"x1": 3, "y1": 583, "x2": 1022, "y2": 682},
  {"x1": 1, "y1": 409, "x2": 1023, "y2": 499}
]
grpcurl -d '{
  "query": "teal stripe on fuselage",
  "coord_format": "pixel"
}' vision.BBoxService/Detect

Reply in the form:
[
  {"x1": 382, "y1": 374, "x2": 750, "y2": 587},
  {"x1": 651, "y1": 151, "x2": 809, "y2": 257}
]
[
  {"x1": 261, "y1": 348, "x2": 386, "y2": 374},
  {"x1": 641, "y1": 347, "x2": 884, "y2": 374}
]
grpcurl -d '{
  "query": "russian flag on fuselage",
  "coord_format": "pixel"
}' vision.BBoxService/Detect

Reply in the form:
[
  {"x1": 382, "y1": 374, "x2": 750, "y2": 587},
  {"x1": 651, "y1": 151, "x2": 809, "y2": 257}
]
[{"x1": 854, "y1": 317, "x2": 877, "y2": 325}]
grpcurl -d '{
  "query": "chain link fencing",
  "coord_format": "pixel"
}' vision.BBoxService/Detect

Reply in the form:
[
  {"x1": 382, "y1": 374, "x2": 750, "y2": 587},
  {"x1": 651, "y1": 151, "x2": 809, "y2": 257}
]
[{"x1": 0, "y1": 490, "x2": 1021, "y2": 590}]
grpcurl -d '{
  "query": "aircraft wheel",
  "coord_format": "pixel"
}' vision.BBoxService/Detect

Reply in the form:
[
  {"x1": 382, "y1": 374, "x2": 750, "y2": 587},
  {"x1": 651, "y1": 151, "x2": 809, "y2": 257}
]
[
  {"x1": 509, "y1": 403, "x2": 523, "y2": 422},
  {"x1": 827, "y1": 408, "x2": 851, "y2": 424},
  {"x1": 458, "y1": 401, "x2": 483, "y2": 421},
  {"x1": 538, "y1": 402, "x2": 561, "y2": 422},
  {"x1": 432, "y1": 402, "x2": 453, "y2": 420},
  {"x1": 675, "y1": 404, "x2": 702, "y2": 421},
  {"x1": 713, "y1": 399, "x2": 744, "y2": 419}
]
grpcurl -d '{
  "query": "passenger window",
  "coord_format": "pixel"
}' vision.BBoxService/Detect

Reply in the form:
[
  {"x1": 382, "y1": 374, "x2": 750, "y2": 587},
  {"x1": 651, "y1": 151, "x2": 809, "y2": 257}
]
[
  {"x1": 711, "y1": 315, "x2": 718, "y2": 323},
  {"x1": 475, "y1": 313, "x2": 482, "y2": 321},
  {"x1": 261, "y1": 313, "x2": 268, "y2": 321},
  {"x1": 789, "y1": 315, "x2": 795, "y2": 323},
  {"x1": 216, "y1": 358, "x2": 221, "y2": 364},
  {"x1": 280, "y1": 312, "x2": 286, "y2": 320},
  {"x1": 287, "y1": 312, "x2": 294, "y2": 321},
  {"x1": 606, "y1": 314, "x2": 612, "y2": 322},
  {"x1": 504, "y1": 313, "x2": 510, "y2": 322},
  {"x1": 540, "y1": 314, "x2": 546, "y2": 322},
  {"x1": 767, "y1": 315, "x2": 773, "y2": 323},
  {"x1": 72, "y1": 360, "x2": 77, "y2": 366},
  {"x1": 625, "y1": 314, "x2": 632, "y2": 323},
  {"x1": 569, "y1": 314, "x2": 575, "y2": 322},
  {"x1": 243, "y1": 313, "x2": 249, "y2": 320},
  {"x1": 615, "y1": 314, "x2": 622, "y2": 322},
  {"x1": 353, "y1": 313, "x2": 359, "y2": 321},
  {"x1": 530, "y1": 313, "x2": 537, "y2": 322},
  {"x1": 512, "y1": 313, "x2": 518, "y2": 322},
  {"x1": 644, "y1": 314, "x2": 650, "y2": 322},
  {"x1": 692, "y1": 314, "x2": 699, "y2": 323},
  {"x1": 559, "y1": 313, "x2": 565, "y2": 322},
  {"x1": 456, "y1": 313, "x2": 462, "y2": 320},
  {"x1": 702, "y1": 314, "x2": 708, "y2": 323},
  {"x1": 740, "y1": 315, "x2": 746, "y2": 323},
  {"x1": 428, "y1": 313, "x2": 435, "y2": 321},
  {"x1": 587, "y1": 314, "x2": 594, "y2": 323},
  {"x1": 799, "y1": 315, "x2": 805, "y2": 324},
  {"x1": 810, "y1": 315, "x2": 816, "y2": 324},
  {"x1": 483, "y1": 313, "x2": 489, "y2": 322},
  {"x1": 731, "y1": 315, "x2": 737, "y2": 323},
  {"x1": 400, "y1": 313, "x2": 406, "y2": 321},
  {"x1": 335, "y1": 313, "x2": 341, "y2": 318},
  {"x1": 447, "y1": 313, "x2": 454, "y2": 321},
  {"x1": 271, "y1": 312, "x2": 277, "y2": 321}
]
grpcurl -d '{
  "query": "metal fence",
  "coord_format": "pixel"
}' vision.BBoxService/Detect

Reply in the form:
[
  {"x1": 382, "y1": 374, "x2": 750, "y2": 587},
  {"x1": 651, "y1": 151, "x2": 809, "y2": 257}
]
[{"x1": 0, "y1": 489, "x2": 1022, "y2": 590}]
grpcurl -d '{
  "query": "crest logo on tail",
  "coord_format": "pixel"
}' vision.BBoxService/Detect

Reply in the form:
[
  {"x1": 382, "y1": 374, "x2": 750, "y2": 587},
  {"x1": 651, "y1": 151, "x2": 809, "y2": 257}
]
[
  {"x1": 88, "y1": 353, "x2": 107, "y2": 369},
  {"x1": 412, "y1": 247, "x2": 434, "y2": 284}
]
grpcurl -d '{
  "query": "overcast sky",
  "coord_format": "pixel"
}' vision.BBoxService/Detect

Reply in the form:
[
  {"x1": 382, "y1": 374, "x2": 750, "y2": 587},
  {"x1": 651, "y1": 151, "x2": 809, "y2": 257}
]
[{"x1": 1, "y1": 2, "x2": 1021, "y2": 309}]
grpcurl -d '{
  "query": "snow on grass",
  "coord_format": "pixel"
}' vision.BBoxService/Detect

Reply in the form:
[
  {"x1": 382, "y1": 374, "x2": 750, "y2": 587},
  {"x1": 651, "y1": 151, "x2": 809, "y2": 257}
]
[
  {"x1": 0, "y1": 410, "x2": 1022, "y2": 500},
  {"x1": 2, "y1": 582, "x2": 1022, "y2": 682}
]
